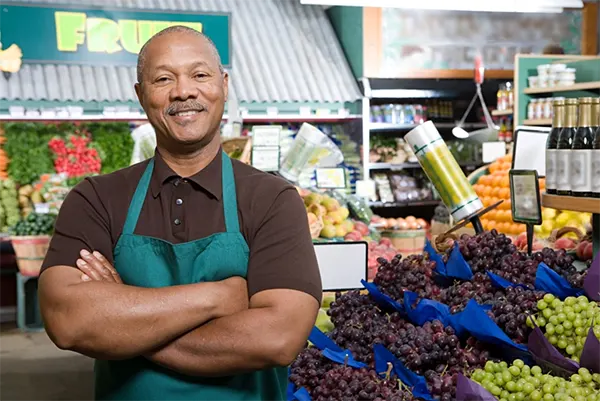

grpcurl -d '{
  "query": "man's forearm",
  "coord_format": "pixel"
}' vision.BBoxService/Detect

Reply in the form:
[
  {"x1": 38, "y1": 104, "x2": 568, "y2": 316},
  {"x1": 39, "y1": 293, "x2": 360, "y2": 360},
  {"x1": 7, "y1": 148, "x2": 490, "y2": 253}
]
[
  {"x1": 40, "y1": 268, "x2": 220, "y2": 360},
  {"x1": 146, "y1": 308, "x2": 309, "y2": 377}
]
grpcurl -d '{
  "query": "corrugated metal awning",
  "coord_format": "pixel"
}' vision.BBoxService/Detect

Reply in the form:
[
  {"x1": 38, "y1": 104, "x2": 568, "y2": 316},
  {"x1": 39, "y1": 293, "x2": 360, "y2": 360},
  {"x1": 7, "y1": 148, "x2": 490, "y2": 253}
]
[{"x1": 0, "y1": 0, "x2": 361, "y2": 104}]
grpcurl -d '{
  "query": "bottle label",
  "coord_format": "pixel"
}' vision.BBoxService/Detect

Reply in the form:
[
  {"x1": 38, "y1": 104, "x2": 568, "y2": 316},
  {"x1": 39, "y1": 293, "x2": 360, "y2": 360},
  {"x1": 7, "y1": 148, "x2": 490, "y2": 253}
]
[
  {"x1": 555, "y1": 150, "x2": 571, "y2": 191},
  {"x1": 570, "y1": 150, "x2": 592, "y2": 193},
  {"x1": 593, "y1": 149, "x2": 600, "y2": 194},
  {"x1": 545, "y1": 149, "x2": 557, "y2": 190}
]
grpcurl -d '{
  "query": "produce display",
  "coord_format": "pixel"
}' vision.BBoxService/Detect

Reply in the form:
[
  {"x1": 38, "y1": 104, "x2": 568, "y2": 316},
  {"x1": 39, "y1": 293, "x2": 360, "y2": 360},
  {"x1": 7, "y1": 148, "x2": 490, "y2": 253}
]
[
  {"x1": 0, "y1": 178, "x2": 20, "y2": 232},
  {"x1": 0, "y1": 125, "x2": 8, "y2": 179},
  {"x1": 300, "y1": 190, "x2": 352, "y2": 239},
  {"x1": 9, "y1": 212, "x2": 56, "y2": 237},
  {"x1": 472, "y1": 361, "x2": 599, "y2": 401},
  {"x1": 371, "y1": 215, "x2": 430, "y2": 231},
  {"x1": 289, "y1": 225, "x2": 599, "y2": 401}
]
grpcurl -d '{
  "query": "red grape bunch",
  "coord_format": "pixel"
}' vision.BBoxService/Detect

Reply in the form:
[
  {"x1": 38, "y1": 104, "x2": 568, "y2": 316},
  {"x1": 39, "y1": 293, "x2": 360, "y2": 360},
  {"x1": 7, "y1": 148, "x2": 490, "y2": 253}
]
[
  {"x1": 373, "y1": 254, "x2": 440, "y2": 301},
  {"x1": 489, "y1": 287, "x2": 545, "y2": 344},
  {"x1": 446, "y1": 230, "x2": 516, "y2": 274},
  {"x1": 439, "y1": 273, "x2": 505, "y2": 313}
]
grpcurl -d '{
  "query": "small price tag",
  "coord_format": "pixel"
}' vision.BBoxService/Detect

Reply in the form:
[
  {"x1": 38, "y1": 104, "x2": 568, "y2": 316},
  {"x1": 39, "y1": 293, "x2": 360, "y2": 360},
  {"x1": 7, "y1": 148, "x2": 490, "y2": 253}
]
[
  {"x1": 315, "y1": 168, "x2": 346, "y2": 189},
  {"x1": 482, "y1": 142, "x2": 507, "y2": 163},
  {"x1": 251, "y1": 126, "x2": 281, "y2": 147},
  {"x1": 34, "y1": 203, "x2": 51, "y2": 215},
  {"x1": 252, "y1": 147, "x2": 280, "y2": 172},
  {"x1": 509, "y1": 170, "x2": 542, "y2": 225},
  {"x1": 355, "y1": 179, "x2": 377, "y2": 200}
]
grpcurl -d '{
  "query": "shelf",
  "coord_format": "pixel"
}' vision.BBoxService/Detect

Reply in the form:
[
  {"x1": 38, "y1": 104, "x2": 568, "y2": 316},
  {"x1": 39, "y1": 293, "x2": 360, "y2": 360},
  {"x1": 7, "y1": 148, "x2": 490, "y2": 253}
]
[
  {"x1": 370, "y1": 162, "x2": 482, "y2": 171},
  {"x1": 523, "y1": 81, "x2": 600, "y2": 95},
  {"x1": 369, "y1": 200, "x2": 442, "y2": 208},
  {"x1": 541, "y1": 193, "x2": 600, "y2": 214},
  {"x1": 492, "y1": 109, "x2": 513, "y2": 116},
  {"x1": 369, "y1": 122, "x2": 487, "y2": 132},
  {"x1": 523, "y1": 119, "x2": 552, "y2": 126}
]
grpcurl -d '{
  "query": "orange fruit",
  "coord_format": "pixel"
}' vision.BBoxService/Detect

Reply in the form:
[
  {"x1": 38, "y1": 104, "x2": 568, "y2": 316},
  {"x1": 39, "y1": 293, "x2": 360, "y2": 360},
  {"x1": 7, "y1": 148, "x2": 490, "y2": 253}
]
[
  {"x1": 482, "y1": 186, "x2": 492, "y2": 197},
  {"x1": 539, "y1": 178, "x2": 546, "y2": 189},
  {"x1": 501, "y1": 176, "x2": 510, "y2": 188},
  {"x1": 486, "y1": 210, "x2": 497, "y2": 221},
  {"x1": 499, "y1": 188, "x2": 510, "y2": 199},
  {"x1": 491, "y1": 187, "x2": 501, "y2": 197},
  {"x1": 487, "y1": 221, "x2": 497, "y2": 231},
  {"x1": 481, "y1": 196, "x2": 491, "y2": 207},
  {"x1": 502, "y1": 162, "x2": 512, "y2": 171},
  {"x1": 492, "y1": 176, "x2": 502, "y2": 187}
]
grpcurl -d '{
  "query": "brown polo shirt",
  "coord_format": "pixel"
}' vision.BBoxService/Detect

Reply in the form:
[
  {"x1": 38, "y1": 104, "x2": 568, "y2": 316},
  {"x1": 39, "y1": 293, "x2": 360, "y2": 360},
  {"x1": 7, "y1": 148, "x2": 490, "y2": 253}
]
[{"x1": 41, "y1": 149, "x2": 322, "y2": 302}]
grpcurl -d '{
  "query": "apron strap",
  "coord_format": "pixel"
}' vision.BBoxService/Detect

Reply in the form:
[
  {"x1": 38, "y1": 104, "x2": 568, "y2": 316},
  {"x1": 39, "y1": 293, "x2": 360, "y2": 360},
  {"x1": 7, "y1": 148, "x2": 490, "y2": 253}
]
[
  {"x1": 221, "y1": 152, "x2": 240, "y2": 233},
  {"x1": 122, "y1": 159, "x2": 154, "y2": 236}
]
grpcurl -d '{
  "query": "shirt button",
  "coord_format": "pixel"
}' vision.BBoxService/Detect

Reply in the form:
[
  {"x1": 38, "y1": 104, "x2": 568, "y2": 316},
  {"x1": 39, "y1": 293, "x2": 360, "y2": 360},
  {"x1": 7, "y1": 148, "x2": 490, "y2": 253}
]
[
  {"x1": 176, "y1": 198, "x2": 183, "y2": 205},
  {"x1": 173, "y1": 179, "x2": 180, "y2": 187},
  {"x1": 174, "y1": 218, "x2": 181, "y2": 225}
]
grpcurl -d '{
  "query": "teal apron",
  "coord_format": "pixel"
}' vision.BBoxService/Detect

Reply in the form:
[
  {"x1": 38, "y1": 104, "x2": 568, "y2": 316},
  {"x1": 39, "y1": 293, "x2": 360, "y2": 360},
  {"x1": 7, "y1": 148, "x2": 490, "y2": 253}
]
[{"x1": 94, "y1": 152, "x2": 287, "y2": 400}]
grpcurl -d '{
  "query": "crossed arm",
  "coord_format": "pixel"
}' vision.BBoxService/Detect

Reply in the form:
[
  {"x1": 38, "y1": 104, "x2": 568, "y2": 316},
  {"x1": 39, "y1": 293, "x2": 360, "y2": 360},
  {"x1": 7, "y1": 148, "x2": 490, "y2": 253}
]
[{"x1": 39, "y1": 251, "x2": 318, "y2": 376}]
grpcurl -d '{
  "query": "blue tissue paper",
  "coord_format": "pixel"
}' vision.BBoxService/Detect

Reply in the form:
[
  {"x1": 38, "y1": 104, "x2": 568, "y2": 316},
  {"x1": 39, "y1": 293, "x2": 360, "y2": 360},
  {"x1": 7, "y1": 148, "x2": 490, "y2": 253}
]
[
  {"x1": 535, "y1": 262, "x2": 584, "y2": 299},
  {"x1": 425, "y1": 239, "x2": 447, "y2": 275},
  {"x1": 403, "y1": 291, "x2": 452, "y2": 327},
  {"x1": 308, "y1": 326, "x2": 366, "y2": 369},
  {"x1": 373, "y1": 344, "x2": 434, "y2": 401},
  {"x1": 452, "y1": 299, "x2": 528, "y2": 353},
  {"x1": 446, "y1": 243, "x2": 474, "y2": 280},
  {"x1": 487, "y1": 271, "x2": 531, "y2": 290},
  {"x1": 361, "y1": 280, "x2": 406, "y2": 314},
  {"x1": 292, "y1": 387, "x2": 311, "y2": 401}
]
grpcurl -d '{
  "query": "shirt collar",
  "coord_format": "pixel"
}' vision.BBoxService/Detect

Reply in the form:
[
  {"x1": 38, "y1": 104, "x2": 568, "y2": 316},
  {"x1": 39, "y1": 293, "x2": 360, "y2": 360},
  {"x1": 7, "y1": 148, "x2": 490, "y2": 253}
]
[{"x1": 150, "y1": 148, "x2": 222, "y2": 200}]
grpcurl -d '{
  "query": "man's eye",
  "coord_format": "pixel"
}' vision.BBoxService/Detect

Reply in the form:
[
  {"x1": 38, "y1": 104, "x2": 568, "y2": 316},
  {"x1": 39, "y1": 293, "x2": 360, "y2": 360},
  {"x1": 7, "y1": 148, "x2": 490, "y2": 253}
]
[
  {"x1": 195, "y1": 73, "x2": 208, "y2": 79},
  {"x1": 156, "y1": 77, "x2": 170, "y2": 82}
]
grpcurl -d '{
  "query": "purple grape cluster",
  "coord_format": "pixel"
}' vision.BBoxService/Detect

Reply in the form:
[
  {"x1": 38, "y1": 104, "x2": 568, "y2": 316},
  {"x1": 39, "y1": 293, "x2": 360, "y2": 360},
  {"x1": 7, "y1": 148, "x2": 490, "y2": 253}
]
[
  {"x1": 534, "y1": 247, "x2": 583, "y2": 288},
  {"x1": 494, "y1": 251, "x2": 538, "y2": 287},
  {"x1": 439, "y1": 273, "x2": 506, "y2": 313},
  {"x1": 289, "y1": 347, "x2": 336, "y2": 393},
  {"x1": 373, "y1": 254, "x2": 441, "y2": 301},
  {"x1": 447, "y1": 230, "x2": 516, "y2": 274},
  {"x1": 308, "y1": 365, "x2": 413, "y2": 401},
  {"x1": 489, "y1": 287, "x2": 545, "y2": 344}
]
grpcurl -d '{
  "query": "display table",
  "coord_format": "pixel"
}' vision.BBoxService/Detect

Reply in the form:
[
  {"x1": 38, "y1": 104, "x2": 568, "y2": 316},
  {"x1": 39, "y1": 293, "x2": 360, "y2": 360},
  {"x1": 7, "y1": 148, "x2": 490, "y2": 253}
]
[{"x1": 541, "y1": 193, "x2": 600, "y2": 255}]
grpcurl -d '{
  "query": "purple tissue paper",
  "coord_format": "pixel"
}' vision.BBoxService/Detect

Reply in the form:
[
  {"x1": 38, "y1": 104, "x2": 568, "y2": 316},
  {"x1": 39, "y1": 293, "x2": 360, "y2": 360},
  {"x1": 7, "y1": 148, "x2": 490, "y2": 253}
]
[
  {"x1": 528, "y1": 326, "x2": 579, "y2": 376},
  {"x1": 583, "y1": 252, "x2": 599, "y2": 301},
  {"x1": 455, "y1": 373, "x2": 496, "y2": 401},
  {"x1": 579, "y1": 325, "x2": 600, "y2": 373}
]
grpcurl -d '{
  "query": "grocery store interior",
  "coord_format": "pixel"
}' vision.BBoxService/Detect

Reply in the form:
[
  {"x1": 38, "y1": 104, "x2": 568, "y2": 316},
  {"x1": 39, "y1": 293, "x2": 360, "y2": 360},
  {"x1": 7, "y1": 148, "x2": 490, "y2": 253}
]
[{"x1": 0, "y1": 0, "x2": 599, "y2": 400}]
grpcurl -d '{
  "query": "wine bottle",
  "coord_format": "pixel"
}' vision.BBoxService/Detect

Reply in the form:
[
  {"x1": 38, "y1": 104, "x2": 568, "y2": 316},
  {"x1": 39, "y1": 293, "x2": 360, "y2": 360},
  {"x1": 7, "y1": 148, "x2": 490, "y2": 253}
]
[
  {"x1": 545, "y1": 98, "x2": 565, "y2": 195},
  {"x1": 592, "y1": 98, "x2": 600, "y2": 198},
  {"x1": 556, "y1": 98, "x2": 578, "y2": 196},
  {"x1": 571, "y1": 98, "x2": 594, "y2": 198}
]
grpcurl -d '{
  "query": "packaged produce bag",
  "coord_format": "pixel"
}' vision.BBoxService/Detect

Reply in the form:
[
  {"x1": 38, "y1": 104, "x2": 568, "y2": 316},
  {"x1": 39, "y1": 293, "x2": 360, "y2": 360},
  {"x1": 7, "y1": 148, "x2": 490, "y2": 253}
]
[
  {"x1": 373, "y1": 344, "x2": 433, "y2": 401},
  {"x1": 130, "y1": 123, "x2": 157, "y2": 165},
  {"x1": 455, "y1": 373, "x2": 496, "y2": 401},
  {"x1": 535, "y1": 262, "x2": 584, "y2": 299}
]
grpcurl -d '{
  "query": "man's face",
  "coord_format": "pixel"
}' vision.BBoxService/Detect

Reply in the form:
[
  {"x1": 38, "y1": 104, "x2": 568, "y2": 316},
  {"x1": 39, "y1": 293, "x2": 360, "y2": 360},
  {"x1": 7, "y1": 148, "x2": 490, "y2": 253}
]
[{"x1": 135, "y1": 32, "x2": 228, "y2": 149}]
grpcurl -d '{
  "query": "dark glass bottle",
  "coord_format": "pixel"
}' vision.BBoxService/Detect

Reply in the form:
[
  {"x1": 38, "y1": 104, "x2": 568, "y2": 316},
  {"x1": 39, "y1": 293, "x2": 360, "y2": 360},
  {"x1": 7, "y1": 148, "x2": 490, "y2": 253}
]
[
  {"x1": 571, "y1": 98, "x2": 594, "y2": 197},
  {"x1": 545, "y1": 98, "x2": 565, "y2": 195},
  {"x1": 556, "y1": 98, "x2": 578, "y2": 196},
  {"x1": 592, "y1": 98, "x2": 600, "y2": 198}
]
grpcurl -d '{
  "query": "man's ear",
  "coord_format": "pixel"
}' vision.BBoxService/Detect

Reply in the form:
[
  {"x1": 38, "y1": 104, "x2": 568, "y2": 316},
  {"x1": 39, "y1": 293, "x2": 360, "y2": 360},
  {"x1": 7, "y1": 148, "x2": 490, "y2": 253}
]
[
  {"x1": 134, "y1": 83, "x2": 144, "y2": 109},
  {"x1": 222, "y1": 71, "x2": 229, "y2": 102}
]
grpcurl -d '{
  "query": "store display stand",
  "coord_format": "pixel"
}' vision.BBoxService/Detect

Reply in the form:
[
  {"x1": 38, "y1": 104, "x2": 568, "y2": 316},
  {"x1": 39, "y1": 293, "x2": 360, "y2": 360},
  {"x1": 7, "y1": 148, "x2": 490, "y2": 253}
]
[
  {"x1": 541, "y1": 194, "x2": 600, "y2": 255},
  {"x1": 16, "y1": 273, "x2": 44, "y2": 332}
]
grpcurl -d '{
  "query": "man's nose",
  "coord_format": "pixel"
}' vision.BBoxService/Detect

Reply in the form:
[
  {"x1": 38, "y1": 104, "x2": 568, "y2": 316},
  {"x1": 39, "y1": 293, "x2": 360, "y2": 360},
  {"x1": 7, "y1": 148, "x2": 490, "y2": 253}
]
[{"x1": 170, "y1": 76, "x2": 199, "y2": 101}]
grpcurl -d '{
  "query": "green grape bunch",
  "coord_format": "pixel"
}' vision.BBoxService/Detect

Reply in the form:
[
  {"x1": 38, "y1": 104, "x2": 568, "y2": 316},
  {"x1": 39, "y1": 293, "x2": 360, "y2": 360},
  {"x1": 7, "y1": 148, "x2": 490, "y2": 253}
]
[
  {"x1": 528, "y1": 294, "x2": 600, "y2": 363},
  {"x1": 472, "y1": 360, "x2": 600, "y2": 401}
]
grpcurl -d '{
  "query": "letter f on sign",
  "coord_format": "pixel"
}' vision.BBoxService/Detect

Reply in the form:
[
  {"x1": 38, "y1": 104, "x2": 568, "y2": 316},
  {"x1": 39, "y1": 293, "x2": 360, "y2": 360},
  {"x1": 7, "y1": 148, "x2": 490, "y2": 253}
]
[{"x1": 55, "y1": 12, "x2": 86, "y2": 52}]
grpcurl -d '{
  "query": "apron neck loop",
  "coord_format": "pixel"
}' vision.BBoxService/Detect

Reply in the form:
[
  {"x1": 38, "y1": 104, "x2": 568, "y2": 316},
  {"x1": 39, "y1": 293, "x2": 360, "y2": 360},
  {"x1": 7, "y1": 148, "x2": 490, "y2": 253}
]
[
  {"x1": 221, "y1": 151, "x2": 240, "y2": 233},
  {"x1": 122, "y1": 159, "x2": 154, "y2": 236}
]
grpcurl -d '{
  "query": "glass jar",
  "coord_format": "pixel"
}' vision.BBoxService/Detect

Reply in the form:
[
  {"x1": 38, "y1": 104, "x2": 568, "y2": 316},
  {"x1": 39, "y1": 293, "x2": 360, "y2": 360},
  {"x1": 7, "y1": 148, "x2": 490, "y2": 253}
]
[
  {"x1": 528, "y1": 99, "x2": 537, "y2": 120},
  {"x1": 497, "y1": 83, "x2": 507, "y2": 111},
  {"x1": 505, "y1": 82, "x2": 514, "y2": 109},
  {"x1": 543, "y1": 98, "x2": 553, "y2": 119},
  {"x1": 535, "y1": 99, "x2": 544, "y2": 120}
]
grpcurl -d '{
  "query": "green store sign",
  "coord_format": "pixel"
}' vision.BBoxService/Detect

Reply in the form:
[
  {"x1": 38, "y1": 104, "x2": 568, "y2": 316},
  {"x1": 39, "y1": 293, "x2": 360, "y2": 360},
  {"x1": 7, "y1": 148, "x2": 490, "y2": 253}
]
[{"x1": 0, "y1": 4, "x2": 231, "y2": 67}]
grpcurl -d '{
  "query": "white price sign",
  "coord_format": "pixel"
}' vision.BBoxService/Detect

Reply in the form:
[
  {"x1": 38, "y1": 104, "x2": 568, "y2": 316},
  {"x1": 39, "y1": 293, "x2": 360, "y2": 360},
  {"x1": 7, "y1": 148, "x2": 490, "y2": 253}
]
[
  {"x1": 251, "y1": 126, "x2": 281, "y2": 147},
  {"x1": 252, "y1": 147, "x2": 280, "y2": 172},
  {"x1": 315, "y1": 168, "x2": 346, "y2": 189},
  {"x1": 314, "y1": 242, "x2": 367, "y2": 291}
]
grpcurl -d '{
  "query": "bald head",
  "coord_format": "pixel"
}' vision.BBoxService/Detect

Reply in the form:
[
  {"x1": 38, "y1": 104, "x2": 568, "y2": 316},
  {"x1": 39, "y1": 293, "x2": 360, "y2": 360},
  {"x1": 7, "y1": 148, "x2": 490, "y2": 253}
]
[{"x1": 136, "y1": 25, "x2": 224, "y2": 83}]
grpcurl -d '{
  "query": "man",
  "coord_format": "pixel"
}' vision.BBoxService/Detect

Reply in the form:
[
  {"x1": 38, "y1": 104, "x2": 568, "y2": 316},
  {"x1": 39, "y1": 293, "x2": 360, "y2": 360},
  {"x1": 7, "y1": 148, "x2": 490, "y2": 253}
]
[{"x1": 39, "y1": 26, "x2": 322, "y2": 401}]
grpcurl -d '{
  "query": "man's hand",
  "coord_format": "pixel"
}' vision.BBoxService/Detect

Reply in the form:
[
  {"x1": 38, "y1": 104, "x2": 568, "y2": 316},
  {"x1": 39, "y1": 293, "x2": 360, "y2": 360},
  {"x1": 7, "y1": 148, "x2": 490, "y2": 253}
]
[{"x1": 76, "y1": 249, "x2": 122, "y2": 283}]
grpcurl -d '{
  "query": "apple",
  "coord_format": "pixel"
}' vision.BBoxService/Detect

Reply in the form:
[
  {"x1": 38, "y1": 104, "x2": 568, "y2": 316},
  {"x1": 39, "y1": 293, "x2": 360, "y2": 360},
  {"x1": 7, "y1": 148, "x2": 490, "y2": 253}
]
[
  {"x1": 379, "y1": 238, "x2": 393, "y2": 247},
  {"x1": 354, "y1": 221, "x2": 370, "y2": 236},
  {"x1": 555, "y1": 237, "x2": 576, "y2": 250},
  {"x1": 344, "y1": 231, "x2": 362, "y2": 241},
  {"x1": 576, "y1": 241, "x2": 588, "y2": 260},
  {"x1": 583, "y1": 242, "x2": 593, "y2": 261}
]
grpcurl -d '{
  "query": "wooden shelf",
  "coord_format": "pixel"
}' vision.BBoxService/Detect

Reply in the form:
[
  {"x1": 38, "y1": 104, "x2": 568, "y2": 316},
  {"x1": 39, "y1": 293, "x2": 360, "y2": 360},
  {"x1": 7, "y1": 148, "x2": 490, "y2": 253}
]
[
  {"x1": 492, "y1": 109, "x2": 513, "y2": 116},
  {"x1": 523, "y1": 81, "x2": 600, "y2": 95},
  {"x1": 523, "y1": 119, "x2": 552, "y2": 125},
  {"x1": 542, "y1": 193, "x2": 600, "y2": 214}
]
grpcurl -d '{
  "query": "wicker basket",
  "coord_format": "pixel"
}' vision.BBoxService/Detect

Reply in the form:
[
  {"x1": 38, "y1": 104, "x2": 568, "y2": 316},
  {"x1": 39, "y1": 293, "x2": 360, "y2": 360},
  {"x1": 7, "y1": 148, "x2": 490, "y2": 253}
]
[
  {"x1": 380, "y1": 229, "x2": 427, "y2": 257},
  {"x1": 10, "y1": 235, "x2": 50, "y2": 277},
  {"x1": 222, "y1": 137, "x2": 252, "y2": 165}
]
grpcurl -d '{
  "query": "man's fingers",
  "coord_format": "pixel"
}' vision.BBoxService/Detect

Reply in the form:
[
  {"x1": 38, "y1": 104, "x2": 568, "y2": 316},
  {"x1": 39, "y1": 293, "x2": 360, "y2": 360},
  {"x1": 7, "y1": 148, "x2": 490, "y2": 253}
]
[
  {"x1": 76, "y1": 258, "x2": 104, "y2": 281},
  {"x1": 92, "y1": 251, "x2": 123, "y2": 283},
  {"x1": 80, "y1": 250, "x2": 116, "y2": 282}
]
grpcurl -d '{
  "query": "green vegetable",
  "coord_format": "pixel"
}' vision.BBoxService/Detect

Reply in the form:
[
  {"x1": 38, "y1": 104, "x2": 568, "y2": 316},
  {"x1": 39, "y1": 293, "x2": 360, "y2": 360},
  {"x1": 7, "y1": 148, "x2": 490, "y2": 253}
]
[
  {"x1": 9, "y1": 212, "x2": 56, "y2": 236},
  {"x1": 84, "y1": 123, "x2": 134, "y2": 174}
]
